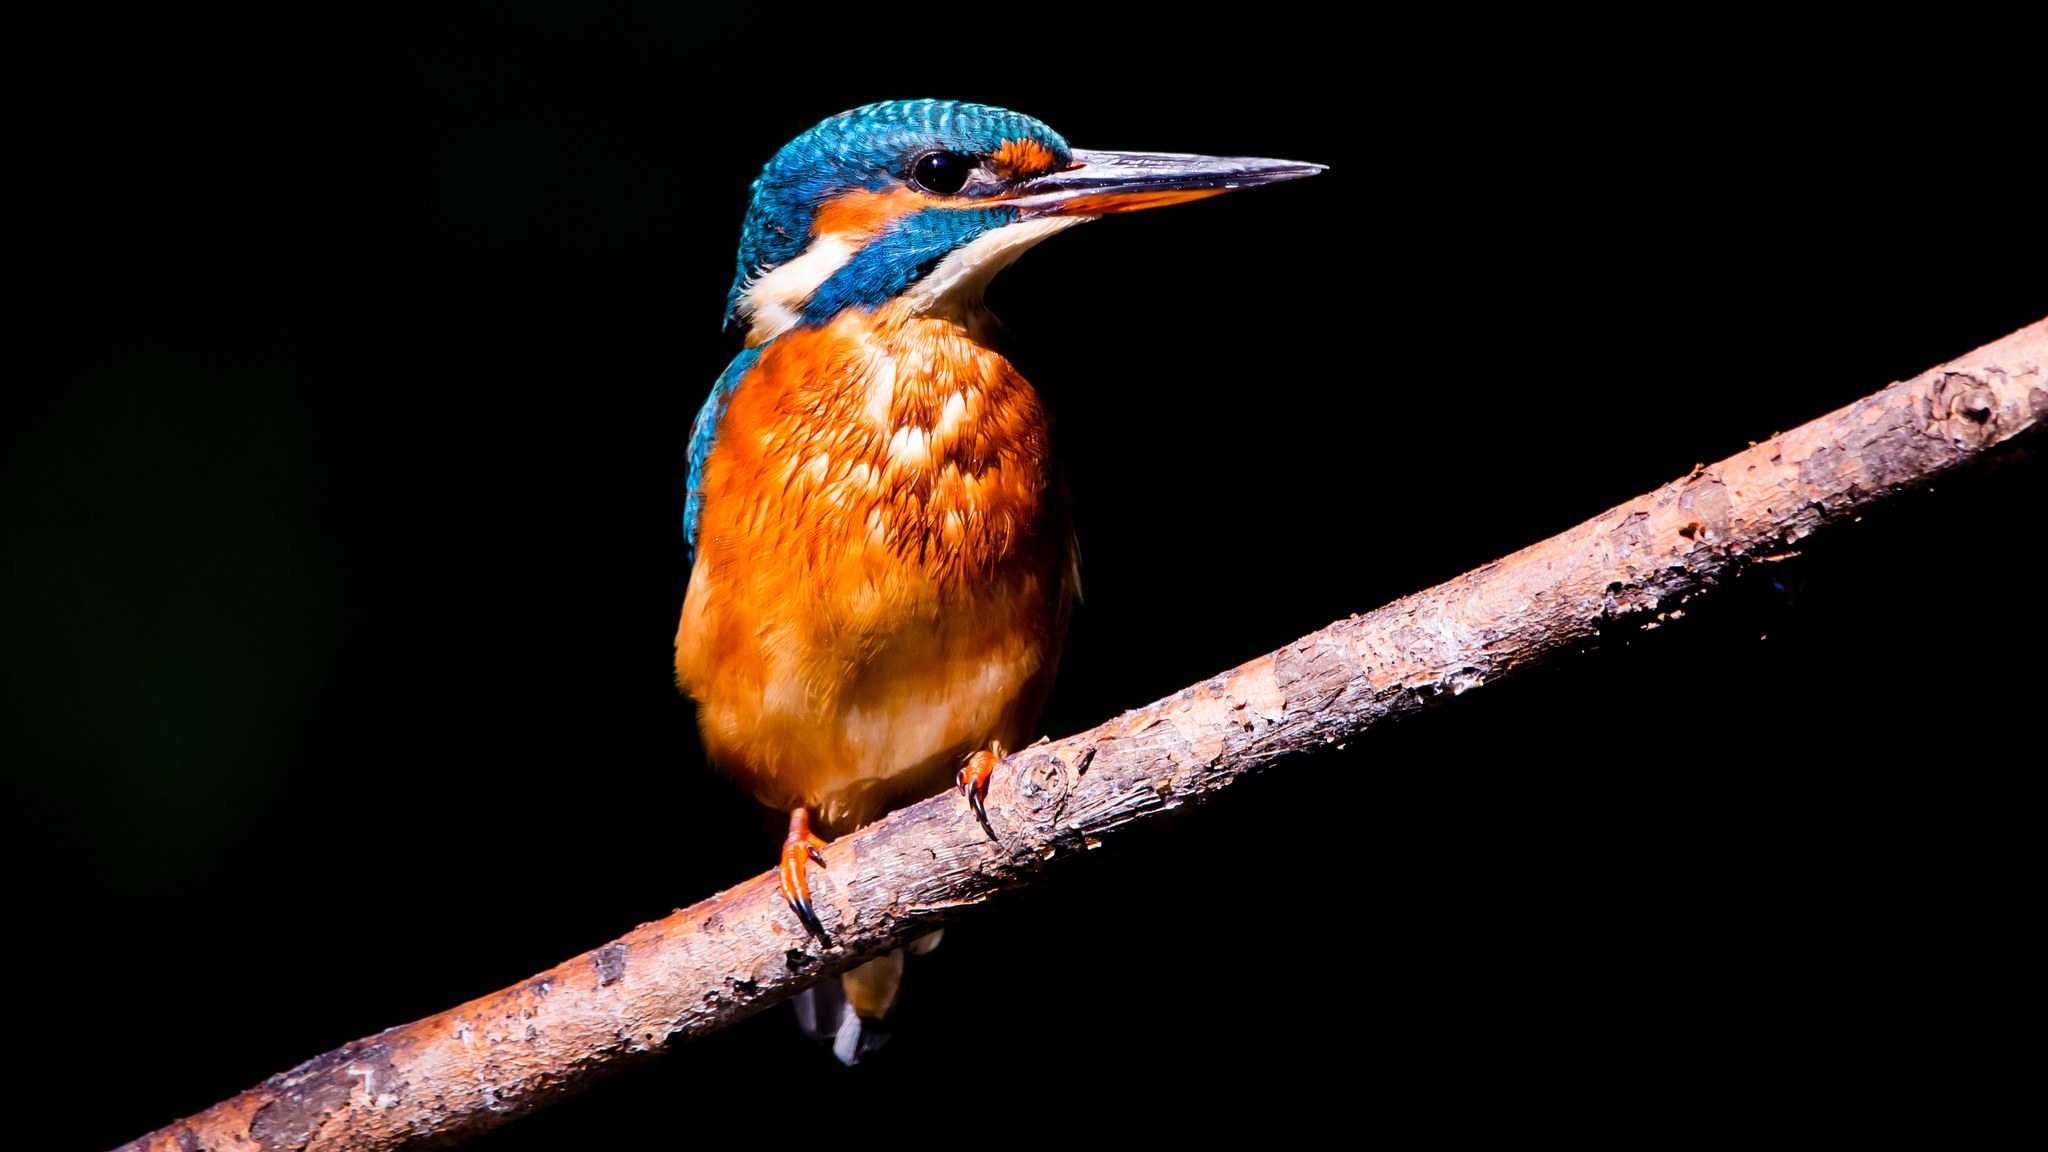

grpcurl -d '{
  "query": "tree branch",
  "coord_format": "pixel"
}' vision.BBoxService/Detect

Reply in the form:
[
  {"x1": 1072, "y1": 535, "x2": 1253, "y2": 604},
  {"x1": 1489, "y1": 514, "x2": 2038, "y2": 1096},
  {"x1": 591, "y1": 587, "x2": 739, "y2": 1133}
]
[{"x1": 123, "y1": 319, "x2": 2046, "y2": 1152}]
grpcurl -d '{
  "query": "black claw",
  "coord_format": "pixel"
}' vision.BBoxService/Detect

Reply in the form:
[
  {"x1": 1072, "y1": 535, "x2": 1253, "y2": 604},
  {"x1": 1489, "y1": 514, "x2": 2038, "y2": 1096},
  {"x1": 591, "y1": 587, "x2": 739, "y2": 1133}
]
[
  {"x1": 968, "y1": 785, "x2": 998, "y2": 842},
  {"x1": 787, "y1": 892, "x2": 830, "y2": 945},
  {"x1": 807, "y1": 845, "x2": 827, "y2": 867}
]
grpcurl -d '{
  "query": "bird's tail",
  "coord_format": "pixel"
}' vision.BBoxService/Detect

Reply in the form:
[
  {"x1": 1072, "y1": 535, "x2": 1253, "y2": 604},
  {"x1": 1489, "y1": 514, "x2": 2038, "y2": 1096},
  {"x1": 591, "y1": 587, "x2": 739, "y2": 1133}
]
[{"x1": 791, "y1": 931, "x2": 942, "y2": 1065}]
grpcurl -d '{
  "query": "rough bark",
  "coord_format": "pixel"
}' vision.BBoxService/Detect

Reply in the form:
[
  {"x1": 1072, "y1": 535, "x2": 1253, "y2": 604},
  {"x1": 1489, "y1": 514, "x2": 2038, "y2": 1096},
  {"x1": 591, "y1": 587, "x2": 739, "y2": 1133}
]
[{"x1": 122, "y1": 319, "x2": 2046, "y2": 1152}]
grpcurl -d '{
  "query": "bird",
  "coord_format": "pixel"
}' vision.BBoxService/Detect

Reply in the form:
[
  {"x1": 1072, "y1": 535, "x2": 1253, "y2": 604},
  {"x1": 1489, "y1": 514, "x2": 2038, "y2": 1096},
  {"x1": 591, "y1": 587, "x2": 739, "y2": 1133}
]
[{"x1": 674, "y1": 99, "x2": 1320, "y2": 1061}]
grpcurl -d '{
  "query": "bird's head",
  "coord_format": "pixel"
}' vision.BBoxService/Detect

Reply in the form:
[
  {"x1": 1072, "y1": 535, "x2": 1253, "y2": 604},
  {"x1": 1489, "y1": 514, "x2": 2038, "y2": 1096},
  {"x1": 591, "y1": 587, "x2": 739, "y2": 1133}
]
[{"x1": 724, "y1": 98, "x2": 1322, "y2": 345}]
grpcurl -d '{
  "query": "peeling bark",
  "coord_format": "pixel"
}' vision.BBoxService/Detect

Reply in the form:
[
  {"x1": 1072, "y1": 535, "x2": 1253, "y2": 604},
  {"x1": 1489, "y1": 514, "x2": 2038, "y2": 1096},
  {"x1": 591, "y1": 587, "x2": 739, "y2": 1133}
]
[{"x1": 121, "y1": 319, "x2": 2046, "y2": 1152}]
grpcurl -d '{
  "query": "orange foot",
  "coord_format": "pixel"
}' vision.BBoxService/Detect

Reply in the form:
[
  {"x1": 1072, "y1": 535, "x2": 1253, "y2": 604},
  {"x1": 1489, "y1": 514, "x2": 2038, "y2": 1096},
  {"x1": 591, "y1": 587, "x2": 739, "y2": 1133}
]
[
  {"x1": 780, "y1": 807, "x2": 831, "y2": 943},
  {"x1": 957, "y1": 741, "x2": 1005, "y2": 842}
]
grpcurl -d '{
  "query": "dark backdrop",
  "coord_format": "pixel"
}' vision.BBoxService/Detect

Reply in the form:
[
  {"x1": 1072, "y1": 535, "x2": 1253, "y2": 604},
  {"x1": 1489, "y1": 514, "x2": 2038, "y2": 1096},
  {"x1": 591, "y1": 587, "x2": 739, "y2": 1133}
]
[{"x1": 16, "y1": 8, "x2": 2040, "y2": 1147}]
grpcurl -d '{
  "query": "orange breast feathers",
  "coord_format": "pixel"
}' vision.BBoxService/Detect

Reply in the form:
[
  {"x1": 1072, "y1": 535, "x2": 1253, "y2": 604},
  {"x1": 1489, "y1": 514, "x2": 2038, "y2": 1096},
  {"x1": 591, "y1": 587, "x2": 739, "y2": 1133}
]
[{"x1": 674, "y1": 302, "x2": 1077, "y2": 834}]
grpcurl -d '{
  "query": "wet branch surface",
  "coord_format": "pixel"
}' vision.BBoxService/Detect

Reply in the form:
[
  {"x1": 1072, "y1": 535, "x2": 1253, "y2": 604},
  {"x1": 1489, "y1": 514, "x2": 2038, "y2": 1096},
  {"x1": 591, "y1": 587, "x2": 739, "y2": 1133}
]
[{"x1": 123, "y1": 319, "x2": 2046, "y2": 1152}]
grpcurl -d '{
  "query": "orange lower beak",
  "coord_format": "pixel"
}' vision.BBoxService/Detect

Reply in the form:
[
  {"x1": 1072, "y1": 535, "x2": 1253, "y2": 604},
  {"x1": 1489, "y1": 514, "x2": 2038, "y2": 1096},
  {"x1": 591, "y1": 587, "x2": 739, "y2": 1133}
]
[{"x1": 1005, "y1": 149, "x2": 1324, "y2": 218}]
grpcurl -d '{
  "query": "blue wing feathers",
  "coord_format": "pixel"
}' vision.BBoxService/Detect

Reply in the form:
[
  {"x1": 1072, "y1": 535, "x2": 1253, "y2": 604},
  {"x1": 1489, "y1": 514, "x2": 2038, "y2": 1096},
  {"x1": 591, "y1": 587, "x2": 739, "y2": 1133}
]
[{"x1": 683, "y1": 345, "x2": 763, "y2": 565}]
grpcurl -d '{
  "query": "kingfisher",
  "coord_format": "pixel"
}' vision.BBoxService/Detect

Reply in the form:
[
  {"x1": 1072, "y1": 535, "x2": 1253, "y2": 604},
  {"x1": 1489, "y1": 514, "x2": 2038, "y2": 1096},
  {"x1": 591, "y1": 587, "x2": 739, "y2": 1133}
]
[{"x1": 675, "y1": 99, "x2": 1319, "y2": 1060}]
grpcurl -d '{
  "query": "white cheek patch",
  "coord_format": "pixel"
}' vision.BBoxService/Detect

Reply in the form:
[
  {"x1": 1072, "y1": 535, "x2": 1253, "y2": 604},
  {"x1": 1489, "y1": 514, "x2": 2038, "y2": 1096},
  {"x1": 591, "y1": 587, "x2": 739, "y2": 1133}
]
[
  {"x1": 901, "y1": 216, "x2": 1087, "y2": 316},
  {"x1": 738, "y1": 233, "x2": 859, "y2": 344}
]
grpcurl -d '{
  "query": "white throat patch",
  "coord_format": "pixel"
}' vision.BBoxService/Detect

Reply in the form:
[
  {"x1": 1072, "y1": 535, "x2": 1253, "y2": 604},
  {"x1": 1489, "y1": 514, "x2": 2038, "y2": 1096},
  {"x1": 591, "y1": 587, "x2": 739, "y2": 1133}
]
[
  {"x1": 900, "y1": 216, "x2": 1087, "y2": 317},
  {"x1": 736, "y1": 214, "x2": 1088, "y2": 342}
]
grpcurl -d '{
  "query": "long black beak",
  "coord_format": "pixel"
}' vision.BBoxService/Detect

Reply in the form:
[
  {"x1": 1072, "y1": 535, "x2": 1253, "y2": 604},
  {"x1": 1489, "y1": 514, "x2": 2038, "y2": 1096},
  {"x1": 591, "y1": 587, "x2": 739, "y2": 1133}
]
[{"x1": 1005, "y1": 148, "x2": 1324, "y2": 217}]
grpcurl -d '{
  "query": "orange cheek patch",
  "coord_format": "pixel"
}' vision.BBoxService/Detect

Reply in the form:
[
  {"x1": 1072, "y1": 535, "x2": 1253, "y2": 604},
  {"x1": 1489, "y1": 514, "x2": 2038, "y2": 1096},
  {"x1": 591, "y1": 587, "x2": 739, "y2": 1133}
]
[
  {"x1": 810, "y1": 186, "x2": 923, "y2": 237},
  {"x1": 989, "y1": 137, "x2": 1060, "y2": 181}
]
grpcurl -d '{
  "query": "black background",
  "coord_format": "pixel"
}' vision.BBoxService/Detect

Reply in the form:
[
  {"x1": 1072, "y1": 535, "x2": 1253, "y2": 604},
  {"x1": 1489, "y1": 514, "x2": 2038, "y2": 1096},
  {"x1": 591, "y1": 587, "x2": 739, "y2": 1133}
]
[{"x1": 16, "y1": 8, "x2": 2041, "y2": 1148}]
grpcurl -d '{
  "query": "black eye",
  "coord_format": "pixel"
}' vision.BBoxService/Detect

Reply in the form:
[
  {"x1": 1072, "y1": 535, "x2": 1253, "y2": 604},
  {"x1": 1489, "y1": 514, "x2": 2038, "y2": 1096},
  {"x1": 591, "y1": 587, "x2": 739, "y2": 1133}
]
[{"x1": 910, "y1": 151, "x2": 972, "y2": 195}]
